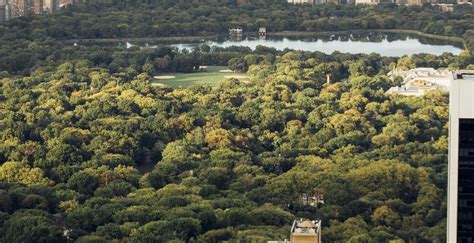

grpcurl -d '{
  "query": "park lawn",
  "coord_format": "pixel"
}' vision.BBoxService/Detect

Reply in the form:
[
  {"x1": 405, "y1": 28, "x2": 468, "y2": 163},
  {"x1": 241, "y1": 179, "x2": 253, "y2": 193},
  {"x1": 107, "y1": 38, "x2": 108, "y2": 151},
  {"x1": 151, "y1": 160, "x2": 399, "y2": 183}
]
[{"x1": 153, "y1": 66, "x2": 249, "y2": 88}]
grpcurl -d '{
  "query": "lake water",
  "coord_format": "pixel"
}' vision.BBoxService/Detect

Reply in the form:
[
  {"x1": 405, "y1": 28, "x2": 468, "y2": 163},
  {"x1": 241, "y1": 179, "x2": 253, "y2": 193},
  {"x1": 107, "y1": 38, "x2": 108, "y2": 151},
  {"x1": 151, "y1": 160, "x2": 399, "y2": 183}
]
[{"x1": 123, "y1": 32, "x2": 464, "y2": 57}]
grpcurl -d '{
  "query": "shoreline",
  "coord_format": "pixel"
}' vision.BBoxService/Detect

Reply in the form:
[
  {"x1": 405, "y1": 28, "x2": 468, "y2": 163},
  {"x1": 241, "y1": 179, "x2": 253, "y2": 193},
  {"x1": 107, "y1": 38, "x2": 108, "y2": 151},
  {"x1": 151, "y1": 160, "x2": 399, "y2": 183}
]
[
  {"x1": 269, "y1": 29, "x2": 466, "y2": 48},
  {"x1": 65, "y1": 35, "x2": 220, "y2": 44},
  {"x1": 64, "y1": 29, "x2": 466, "y2": 50}
]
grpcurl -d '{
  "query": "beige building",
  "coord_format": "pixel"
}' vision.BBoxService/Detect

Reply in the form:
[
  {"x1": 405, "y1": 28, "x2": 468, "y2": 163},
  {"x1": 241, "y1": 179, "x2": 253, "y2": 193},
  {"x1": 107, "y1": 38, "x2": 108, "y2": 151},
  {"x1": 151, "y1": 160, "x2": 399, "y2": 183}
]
[
  {"x1": 406, "y1": 0, "x2": 423, "y2": 5},
  {"x1": 43, "y1": 0, "x2": 57, "y2": 13},
  {"x1": 290, "y1": 219, "x2": 322, "y2": 243},
  {"x1": 11, "y1": 0, "x2": 30, "y2": 17},
  {"x1": 31, "y1": 0, "x2": 42, "y2": 14}
]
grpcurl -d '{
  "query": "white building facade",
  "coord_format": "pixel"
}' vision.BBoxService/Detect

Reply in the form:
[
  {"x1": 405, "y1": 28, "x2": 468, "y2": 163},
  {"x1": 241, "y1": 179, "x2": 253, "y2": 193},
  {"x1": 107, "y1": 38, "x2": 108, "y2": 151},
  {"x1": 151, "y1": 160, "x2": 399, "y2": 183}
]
[
  {"x1": 355, "y1": 0, "x2": 379, "y2": 5},
  {"x1": 448, "y1": 72, "x2": 474, "y2": 242},
  {"x1": 287, "y1": 0, "x2": 314, "y2": 4}
]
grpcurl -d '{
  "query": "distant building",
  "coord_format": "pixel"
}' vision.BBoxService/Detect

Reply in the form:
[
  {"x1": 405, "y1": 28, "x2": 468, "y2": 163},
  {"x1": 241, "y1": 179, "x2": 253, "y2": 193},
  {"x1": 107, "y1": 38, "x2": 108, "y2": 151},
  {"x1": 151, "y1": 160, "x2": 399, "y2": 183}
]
[
  {"x1": 386, "y1": 68, "x2": 474, "y2": 96},
  {"x1": 11, "y1": 0, "x2": 30, "y2": 17},
  {"x1": 43, "y1": 0, "x2": 58, "y2": 13},
  {"x1": 300, "y1": 189, "x2": 324, "y2": 207},
  {"x1": 1, "y1": 0, "x2": 62, "y2": 21},
  {"x1": 0, "y1": 0, "x2": 5, "y2": 22},
  {"x1": 355, "y1": 0, "x2": 379, "y2": 4},
  {"x1": 0, "y1": 5, "x2": 5, "y2": 22},
  {"x1": 31, "y1": 0, "x2": 43, "y2": 14},
  {"x1": 8, "y1": 0, "x2": 43, "y2": 17},
  {"x1": 229, "y1": 28, "x2": 243, "y2": 41},
  {"x1": 406, "y1": 0, "x2": 423, "y2": 5},
  {"x1": 288, "y1": 0, "x2": 314, "y2": 4},
  {"x1": 58, "y1": 0, "x2": 72, "y2": 8},
  {"x1": 259, "y1": 27, "x2": 266, "y2": 37},
  {"x1": 229, "y1": 28, "x2": 243, "y2": 35},
  {"x1": 4, "y1": 3, "x2": 11, "y2": 20},
  {"x1": 290, "y1": 219, "x2": 322, "y2": 243},
  {"x1": 434, "y1": 3, "x2": 454, "y2": 12}
]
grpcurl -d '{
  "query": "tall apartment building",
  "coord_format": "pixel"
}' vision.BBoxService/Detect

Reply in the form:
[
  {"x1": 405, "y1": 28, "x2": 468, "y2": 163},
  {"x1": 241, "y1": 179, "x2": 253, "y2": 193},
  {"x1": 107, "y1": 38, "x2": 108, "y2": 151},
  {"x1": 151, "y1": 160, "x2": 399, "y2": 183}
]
[{"x1": 448, "y1": 72, "x2": 474, "y2": 243}]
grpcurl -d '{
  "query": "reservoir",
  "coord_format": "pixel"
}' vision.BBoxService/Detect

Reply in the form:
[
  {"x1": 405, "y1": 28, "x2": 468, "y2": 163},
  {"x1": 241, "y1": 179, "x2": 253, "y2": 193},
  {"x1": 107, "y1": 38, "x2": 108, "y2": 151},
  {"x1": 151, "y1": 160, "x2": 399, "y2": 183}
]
[{"x1": 121, "y1": 32, "x2": 465, "y2": 57}]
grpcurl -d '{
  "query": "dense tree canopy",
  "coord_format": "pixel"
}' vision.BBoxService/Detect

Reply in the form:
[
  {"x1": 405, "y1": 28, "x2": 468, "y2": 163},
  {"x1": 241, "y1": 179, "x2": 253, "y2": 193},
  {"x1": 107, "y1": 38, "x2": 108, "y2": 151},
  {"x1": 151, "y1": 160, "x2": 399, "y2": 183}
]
[
  {"x1": 0, "y1": 48, "x2": 455, "y2": 241},
  {"x1": 0, "y1": 1, "x2": 471, "y2": 241}
]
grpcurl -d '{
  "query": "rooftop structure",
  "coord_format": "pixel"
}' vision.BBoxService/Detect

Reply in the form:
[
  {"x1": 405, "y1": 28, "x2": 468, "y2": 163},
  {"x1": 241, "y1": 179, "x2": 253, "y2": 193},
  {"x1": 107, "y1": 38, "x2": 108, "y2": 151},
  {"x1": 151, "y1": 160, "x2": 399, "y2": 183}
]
[
  {"x1": 290, "y1": 219, "x2": 322, "y2": 243},
  {"x1": 386, "y1": 68, "x2": 474, "y2": 96}
]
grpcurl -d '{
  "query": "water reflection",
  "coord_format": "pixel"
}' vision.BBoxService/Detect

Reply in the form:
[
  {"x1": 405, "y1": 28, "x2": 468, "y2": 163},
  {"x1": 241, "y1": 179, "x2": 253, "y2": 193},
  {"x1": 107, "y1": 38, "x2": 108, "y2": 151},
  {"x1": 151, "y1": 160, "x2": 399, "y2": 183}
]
[{"x1": 116, "y1": 32, "x2": 464, "y2": 56}]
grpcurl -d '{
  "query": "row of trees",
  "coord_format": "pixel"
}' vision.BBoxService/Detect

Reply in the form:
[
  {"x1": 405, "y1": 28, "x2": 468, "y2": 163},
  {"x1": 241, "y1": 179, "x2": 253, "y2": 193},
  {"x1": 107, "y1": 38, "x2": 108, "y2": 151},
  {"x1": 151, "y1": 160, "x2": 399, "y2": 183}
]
[
  {"x1": 0, "y1": 39, "x2": 472, "y2": 77},
  {"x1": 0, "y1": 2, "x2": 472, "y2": 49}
]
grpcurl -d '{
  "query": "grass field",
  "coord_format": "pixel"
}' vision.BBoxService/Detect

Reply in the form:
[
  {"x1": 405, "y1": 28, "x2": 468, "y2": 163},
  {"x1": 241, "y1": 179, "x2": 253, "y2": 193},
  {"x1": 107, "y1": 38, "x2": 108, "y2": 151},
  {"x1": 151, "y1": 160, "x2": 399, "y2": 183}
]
[{"x1": 152, "y1": 66, "x2": 249, "y2": 88}]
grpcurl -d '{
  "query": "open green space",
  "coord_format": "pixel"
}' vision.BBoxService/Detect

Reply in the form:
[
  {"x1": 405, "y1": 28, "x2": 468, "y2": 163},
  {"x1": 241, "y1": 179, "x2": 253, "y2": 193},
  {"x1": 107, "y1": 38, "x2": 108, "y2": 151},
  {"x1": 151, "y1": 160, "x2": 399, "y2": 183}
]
[{"x1": 152, "y1": 66, "x2": 249, "y2": 88}]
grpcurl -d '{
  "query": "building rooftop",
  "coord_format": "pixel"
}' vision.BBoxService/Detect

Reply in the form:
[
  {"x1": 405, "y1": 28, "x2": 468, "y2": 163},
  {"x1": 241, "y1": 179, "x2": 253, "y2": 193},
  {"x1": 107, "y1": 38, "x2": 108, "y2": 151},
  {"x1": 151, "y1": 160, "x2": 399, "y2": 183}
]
[
  {"x1": 386, "y1": 68, "x2": 474, "y2": 96},
  {"x1": 291, "y1": 219, "x2": 321, "y2": 234}
]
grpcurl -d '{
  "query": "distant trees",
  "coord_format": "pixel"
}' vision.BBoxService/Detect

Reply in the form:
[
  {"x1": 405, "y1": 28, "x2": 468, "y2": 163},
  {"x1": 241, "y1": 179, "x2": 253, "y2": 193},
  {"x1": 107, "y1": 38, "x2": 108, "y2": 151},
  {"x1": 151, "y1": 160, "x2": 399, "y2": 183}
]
[{"x1": 228, "y1": 57, "x2": 248, "y2": 73}]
